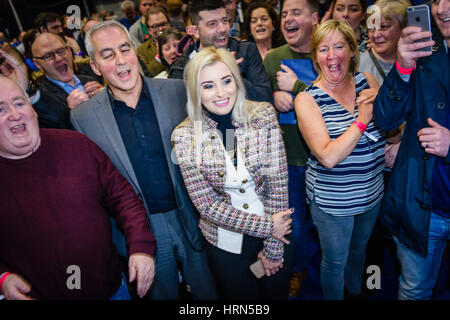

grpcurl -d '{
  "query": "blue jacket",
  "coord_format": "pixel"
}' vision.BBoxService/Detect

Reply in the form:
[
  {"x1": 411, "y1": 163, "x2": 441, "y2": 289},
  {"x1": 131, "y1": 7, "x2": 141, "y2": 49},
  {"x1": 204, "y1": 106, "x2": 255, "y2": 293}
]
[{"x1": 374, "y1": 44, "x2": 449, "y2": 256}]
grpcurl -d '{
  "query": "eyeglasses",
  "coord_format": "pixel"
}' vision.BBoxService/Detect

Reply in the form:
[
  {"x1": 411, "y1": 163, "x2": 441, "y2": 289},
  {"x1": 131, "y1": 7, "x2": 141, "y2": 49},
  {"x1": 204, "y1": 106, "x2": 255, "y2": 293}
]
[
  {"x1": 147, "y1": 21, "x2": 169, "y2": 30},
  {"x1": 33, "y1": 47, "x2": 68, "y2": 62}
]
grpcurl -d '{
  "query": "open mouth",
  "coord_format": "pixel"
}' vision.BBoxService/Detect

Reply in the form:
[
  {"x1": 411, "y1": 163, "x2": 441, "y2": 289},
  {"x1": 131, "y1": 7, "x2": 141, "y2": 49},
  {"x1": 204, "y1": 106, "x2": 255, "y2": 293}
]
[
  {"x1": 117, "y1": 69, "x2": 131, "y2": 79},
  {"x1": 256, "y1": 27, "x2": 267, "y2": 34},
  {"x1": 284, "y1": 25, "x2": 299, "y2": 35},
  {"x1": 55, "y1": 64, "x2": 68, "y2": 73},
  {"x1": 328, "y1": 64, "x2": 341, "y2": 72},
  {"x1": 442, "y1": 17, "x2": 450, "y2": 24},
  {"x1": 10, "y1": 123, "x2": 26, "y2": 134},
  {"x1": 214, "y1": 98, "x2": 230, "y2": 107},
  {"x1": 214, "y1": 37, "x2": 228, "y2": 46}
]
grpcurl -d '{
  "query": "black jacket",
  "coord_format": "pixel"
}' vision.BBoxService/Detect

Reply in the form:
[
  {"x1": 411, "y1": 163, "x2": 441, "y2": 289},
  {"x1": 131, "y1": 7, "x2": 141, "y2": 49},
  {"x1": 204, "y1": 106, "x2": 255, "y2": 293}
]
[
  {"x1": 168, "y1": 38, "x2": 273, "y2": 103},
  {"x1": 33, "y1": 75, "x2": 97, "y2": 130}
]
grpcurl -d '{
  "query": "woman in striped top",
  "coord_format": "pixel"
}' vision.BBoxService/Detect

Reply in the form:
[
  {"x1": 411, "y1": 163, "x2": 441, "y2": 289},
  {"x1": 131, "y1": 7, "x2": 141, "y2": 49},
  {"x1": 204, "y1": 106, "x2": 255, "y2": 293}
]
[{"x1": 294, "y1": 20, "x2": 385, "y2": 300}]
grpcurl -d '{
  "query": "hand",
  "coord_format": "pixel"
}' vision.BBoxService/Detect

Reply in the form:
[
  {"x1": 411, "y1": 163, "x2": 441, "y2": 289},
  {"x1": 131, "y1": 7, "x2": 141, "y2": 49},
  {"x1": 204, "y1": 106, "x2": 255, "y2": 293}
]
[
  {"x1": 129, "y1": 253, "x2": 155, "y2": 298},
  {"x1": 356, "y1": 89, "x2": 376, "y2": 125},
  {"x1": 397, "y1": 27, "x2": 434, "y2": 69},
  {"x1": 320, "y1": 1, "x2": 334, "y2": 24},
  {"x1": 67, "y1": 89, "x2": 89, "y2": 109},
  {"x1": 257, "y1": 251, "x2": 283, "y2": 277},
  {"x1": 1, "y1": 273, "x2": 34, "y2": 300},
  {"x1": 83, "y1": 81, "x2": 103, "y2": 98},
  {"x1": 0, "y1": 49, "x2": 29, "y2": 90},
  {"x1": 276, "y1": 64, "x2": 298, "y2": 92},
  {"x1": 418, "y1": 118, "x2": 450, "y2": 157},
  {"x1": 272, "y1": 208, "x2": 293, "y2": 245},
  {"x1": 385, "y1": 142, "x2": 400, "y2": 169},
  {"x1": 274, "y1": 91, "x2": 294, "y2": 112},
  {"x1": 230, "y1": 51, "x2": 244, "y2": 65}
]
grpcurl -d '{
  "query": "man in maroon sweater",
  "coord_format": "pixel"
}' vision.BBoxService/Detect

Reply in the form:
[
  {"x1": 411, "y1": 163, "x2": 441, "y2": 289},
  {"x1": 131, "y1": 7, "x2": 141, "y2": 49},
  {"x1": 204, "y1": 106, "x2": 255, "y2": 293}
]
[{"x1": 0, "y1": 76, "x2": 156, "y2": 300}]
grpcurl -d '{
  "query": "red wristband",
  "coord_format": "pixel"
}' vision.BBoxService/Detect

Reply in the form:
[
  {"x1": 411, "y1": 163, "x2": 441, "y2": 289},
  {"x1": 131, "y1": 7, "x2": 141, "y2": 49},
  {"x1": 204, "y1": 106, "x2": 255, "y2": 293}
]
[
  {"x1": 353, "y1": 121, "x2": 367, "y2": 133},
  {"x1": 396, "y1": 60, "x2": 415, "y2": 75},
  {"x1": 0, "y1": 272, "x2": 12, "y2": 293}
]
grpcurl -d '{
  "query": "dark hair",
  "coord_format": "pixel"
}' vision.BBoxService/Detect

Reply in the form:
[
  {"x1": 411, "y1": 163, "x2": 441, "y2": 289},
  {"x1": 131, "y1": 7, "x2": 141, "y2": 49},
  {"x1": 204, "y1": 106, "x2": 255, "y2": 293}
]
[
  {"x1": 282, "y1": 0, "x2": 320, "y2": 14},
  {"x1": 243, "y1": 1, "x2": 285, "y2": 49},
  {"x1": 189, "y1": 0, "x2": 225, "y2": 26},
  {"x1": 23, "y1": 29, "x2": 40, "y2": 59},
  {"x1": 145, "y1": 6, "x2": 170, "y2": 25},
  {"x1": 35, "y1": 12, "x2": 63, "y2": 31},
  {"x1": 158, "y1": 28, "x2": 183, "y2": 68}
]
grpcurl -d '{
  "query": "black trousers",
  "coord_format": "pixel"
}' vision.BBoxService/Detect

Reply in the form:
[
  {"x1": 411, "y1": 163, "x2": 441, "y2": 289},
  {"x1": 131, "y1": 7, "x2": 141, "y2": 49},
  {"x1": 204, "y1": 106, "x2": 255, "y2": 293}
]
[{"x1": 206, "y1": 234, "x2": 294, "y2": 300}]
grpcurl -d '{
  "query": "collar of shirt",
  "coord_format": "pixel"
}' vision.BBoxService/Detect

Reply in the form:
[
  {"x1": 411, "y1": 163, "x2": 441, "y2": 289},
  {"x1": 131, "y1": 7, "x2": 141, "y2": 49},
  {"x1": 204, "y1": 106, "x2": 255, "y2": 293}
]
[
  {"x1": 46, "y1": 75, "x2": 85, "y2": 95},
  {"x1": 107, "y1": 76, "x2": 150, "y2": 111}
]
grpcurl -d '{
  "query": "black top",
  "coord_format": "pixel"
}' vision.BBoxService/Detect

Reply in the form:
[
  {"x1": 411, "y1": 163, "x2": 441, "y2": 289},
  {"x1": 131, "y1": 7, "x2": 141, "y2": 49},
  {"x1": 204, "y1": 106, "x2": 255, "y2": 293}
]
[{"x1": 110, "y1": 80, "x2": 177, "y2": 214}]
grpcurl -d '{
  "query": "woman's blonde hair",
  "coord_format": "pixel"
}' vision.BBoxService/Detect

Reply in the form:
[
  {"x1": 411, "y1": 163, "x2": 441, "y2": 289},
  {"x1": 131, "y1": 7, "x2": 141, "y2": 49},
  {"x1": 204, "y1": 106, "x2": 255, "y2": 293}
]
[
  {"x1": 182, "y1": 46, "x2": 248, "y2": 168},
  {"x1": 310, "y1": 19, "x2": 359, "y2": 81}
]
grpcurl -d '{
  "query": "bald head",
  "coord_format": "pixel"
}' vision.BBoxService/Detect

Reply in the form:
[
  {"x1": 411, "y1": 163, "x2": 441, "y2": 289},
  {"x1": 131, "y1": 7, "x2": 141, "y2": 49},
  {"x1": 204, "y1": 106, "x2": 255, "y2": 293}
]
[
  {"x1": 0, "y1": 76, "x2": 41, "y2": 160},
  {"x1": 31, "y1": 32, "x2": 74, "y2": 83}
]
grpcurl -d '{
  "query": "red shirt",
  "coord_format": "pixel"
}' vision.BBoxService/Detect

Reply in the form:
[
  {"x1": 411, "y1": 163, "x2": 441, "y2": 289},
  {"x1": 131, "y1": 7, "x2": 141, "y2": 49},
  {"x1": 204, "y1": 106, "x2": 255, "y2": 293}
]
[{"x1": 0, "y1": 129, "x2": 156, "y2": 299}]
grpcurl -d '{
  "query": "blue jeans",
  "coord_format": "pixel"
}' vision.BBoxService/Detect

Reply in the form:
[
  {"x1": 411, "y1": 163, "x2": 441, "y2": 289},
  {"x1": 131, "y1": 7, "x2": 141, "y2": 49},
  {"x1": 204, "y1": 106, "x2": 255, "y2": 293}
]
[
  {"x1": 288, "y1": 166, "x2": 308, "y2": 272},
  {"x1": 395, "y1": 212, "x2": 450, "y2": 300},
  {"x1": 110, "y1": 274, "x2": 131, "y2": 300},
  {"x1": 310, "y1": 200, "x2": 380, "y2": 300}
]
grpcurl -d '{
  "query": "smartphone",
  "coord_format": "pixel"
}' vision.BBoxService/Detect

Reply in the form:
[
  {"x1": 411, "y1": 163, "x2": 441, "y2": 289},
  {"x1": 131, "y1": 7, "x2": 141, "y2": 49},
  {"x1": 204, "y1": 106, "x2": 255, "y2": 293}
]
[
  {"x1": 249, "y1": 259, "x2": 265, "y2": 278},
  {"x1": 407, "y1": 5, "x2": 432, "y2": 52}
]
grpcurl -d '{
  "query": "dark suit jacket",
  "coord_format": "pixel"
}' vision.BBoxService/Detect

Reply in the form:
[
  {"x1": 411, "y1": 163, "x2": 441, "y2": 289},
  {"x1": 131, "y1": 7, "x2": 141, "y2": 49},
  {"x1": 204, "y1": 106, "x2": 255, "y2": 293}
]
[
  {"x1": 70, "y1": 77, "x2": 205, "y2": 255},
  {"x1": 33, "y1": 75, "x2": 96, "y2": 129}
]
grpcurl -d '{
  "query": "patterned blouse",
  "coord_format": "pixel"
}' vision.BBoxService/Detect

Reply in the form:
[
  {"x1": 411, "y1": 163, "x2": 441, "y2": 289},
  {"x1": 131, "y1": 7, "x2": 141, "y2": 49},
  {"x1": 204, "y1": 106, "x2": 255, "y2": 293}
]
[{"x1": 172, "y1": 100, "x2": 288, "y2": 262}]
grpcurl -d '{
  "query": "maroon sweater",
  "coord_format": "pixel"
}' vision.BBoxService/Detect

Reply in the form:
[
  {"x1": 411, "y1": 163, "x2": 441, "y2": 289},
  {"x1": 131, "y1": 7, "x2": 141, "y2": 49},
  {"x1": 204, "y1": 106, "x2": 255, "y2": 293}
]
[{"x1": 0, "y1": 129, "x2": 156, "y2": 299}]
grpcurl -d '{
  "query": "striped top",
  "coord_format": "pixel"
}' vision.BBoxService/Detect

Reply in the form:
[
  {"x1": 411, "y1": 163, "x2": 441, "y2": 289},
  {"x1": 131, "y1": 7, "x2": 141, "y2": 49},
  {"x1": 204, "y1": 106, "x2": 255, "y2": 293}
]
[{"x1": 305, "y1": 73, "x2": 385, "y2": 216}]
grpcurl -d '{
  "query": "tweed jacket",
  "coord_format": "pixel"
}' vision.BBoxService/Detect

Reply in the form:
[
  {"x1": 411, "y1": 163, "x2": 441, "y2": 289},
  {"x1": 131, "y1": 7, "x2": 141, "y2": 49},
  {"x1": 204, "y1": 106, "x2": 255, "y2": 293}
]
[{"x1": 172, "y1": 100, "x2": 288, "y2": 262}]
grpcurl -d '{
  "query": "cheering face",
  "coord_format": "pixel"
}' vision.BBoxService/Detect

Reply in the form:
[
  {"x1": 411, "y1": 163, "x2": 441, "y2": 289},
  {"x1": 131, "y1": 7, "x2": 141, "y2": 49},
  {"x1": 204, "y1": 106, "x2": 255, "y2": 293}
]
[
  {"x1": 333, "y1": 0, "x2": 366, "y2": 33},
  {"x1": 199, "y1": 61, "x2": 237, "y2": 116},
  {"x1": 197, "y1": 8, "x2": 230, "y2": 49},
  {"x1": 32, "y1": 33, "x2": 74, "y2": 83},
  {"x1": 432, "y1": 0, "x2": 450, "y2": 41},
  {"x1": 316, "y1": 30, "x2": 354, "y2": 85},
  {"x1": 281, "y1": 0, "x2": 318, "y2": 51},
  {"x1": 162, "y1": 36, "x2": 180, "y2": 65},
  {"x1": 0, "y1": 78, "x2": 41, "y2": 160},
  {"x1": 368, "y1": 15, "x2": 401, "y2": 58},
  {"x1": 250, "y1": 7, "x2": 274, "y2": 43},
  {"x1": 90, "y1": 26, "x2": 141, "y2": 95}
]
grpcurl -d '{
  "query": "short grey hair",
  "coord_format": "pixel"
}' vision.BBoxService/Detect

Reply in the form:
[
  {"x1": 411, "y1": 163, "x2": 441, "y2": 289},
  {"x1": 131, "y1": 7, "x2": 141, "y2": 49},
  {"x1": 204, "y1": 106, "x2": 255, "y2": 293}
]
[
  {"x1": 0, "y1": 75, "x2": 31, "y2": 102},
  {"x1": 121, "y1": 0, "x2": 135, "y2": 10},
  {"x1": 84, "y1": 20, "x2": 133, "y2": 61}
]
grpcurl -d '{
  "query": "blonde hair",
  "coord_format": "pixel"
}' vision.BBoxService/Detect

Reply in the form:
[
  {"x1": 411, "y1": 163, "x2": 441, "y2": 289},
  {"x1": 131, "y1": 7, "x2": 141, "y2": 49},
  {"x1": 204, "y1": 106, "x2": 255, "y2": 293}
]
[
  {"x1": 310, "y1": 19, "x2": 359, "y2": 81},
  {"x1": 368, "y1": 0, "x2": 411, "y2": 29},
  {"x1": 182, "y1": 46, "x2": 248, "y2": 168}
]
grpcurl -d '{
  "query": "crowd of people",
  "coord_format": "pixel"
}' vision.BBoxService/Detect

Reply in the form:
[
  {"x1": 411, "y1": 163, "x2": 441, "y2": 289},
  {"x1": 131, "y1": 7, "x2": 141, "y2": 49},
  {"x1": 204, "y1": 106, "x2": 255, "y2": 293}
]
[{"x1": 0, "y1": 0, "x2": 448, "y2": 301}]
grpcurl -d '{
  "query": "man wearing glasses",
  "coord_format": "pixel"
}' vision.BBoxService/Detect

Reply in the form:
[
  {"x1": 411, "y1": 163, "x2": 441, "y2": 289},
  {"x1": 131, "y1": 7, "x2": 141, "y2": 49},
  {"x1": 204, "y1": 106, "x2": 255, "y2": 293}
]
[
  {"x1": 31, "y1": 32, "x2": 103, "y2": 129},
  {"x1": 137, "y1": 7, "x2": 171, "y2": 77}
]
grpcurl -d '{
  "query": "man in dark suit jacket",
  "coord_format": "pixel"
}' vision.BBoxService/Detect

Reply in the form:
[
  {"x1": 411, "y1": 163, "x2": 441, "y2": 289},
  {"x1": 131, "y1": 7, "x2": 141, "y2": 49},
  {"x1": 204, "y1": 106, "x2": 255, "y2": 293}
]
[
  {"x1": 168, "y1": 0, "x2": 273, "y2": 103},
  {"x1": 31, "y1": 32, "x2": 103, "y2": 129},
  {"x1": 71, "y1": 20, "x2": 217, "y2": 300}
]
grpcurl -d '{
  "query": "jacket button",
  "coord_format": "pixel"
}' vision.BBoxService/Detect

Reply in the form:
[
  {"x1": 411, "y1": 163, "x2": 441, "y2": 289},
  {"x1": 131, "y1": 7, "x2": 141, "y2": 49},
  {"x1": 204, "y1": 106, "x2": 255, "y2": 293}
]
[
  {"x1": 218, "y1": 171, "x2": 224, "y2": 177},
  {"x1": 243, "y1": 203, "x2": 249, "y2": 209},
  {"x1": 423, "y1": 155, "x2": 429, "y2": 160},
  {"x1": 242, "y1": 179, "x2": 248, "y2": 184},
  {"x1": 438, "y1": 103, "x2": 445, "y2": 109},
  {"x1": 239, "y1": 189, "x2": 245, "y2": 193},
  {"x1": 389, "y1": 89, "x2": 395, "y2": 95}
]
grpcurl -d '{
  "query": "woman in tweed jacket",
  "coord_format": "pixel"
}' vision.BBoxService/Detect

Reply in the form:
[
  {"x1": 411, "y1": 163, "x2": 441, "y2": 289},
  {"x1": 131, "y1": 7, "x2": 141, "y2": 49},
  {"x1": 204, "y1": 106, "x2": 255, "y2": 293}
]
[{"x1": 172, "y1": 47, "x2": 293, "y2": 299}]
